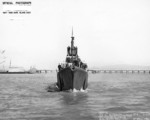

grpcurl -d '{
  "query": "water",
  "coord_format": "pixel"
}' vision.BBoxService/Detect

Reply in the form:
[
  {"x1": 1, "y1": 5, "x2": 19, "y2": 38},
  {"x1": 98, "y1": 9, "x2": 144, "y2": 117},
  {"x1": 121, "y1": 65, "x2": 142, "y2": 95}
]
[{"x1": 0, "y1": 73, "x2": 150, "y2": 120}]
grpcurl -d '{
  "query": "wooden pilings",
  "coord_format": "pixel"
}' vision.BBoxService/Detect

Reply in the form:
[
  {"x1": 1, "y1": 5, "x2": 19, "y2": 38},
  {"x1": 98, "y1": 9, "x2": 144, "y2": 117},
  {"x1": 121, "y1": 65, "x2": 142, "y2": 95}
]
[
  {"x1": 88, "y1": 70, "x2": 150, "y2": 74},
  {"x1": 37, "y1": 70, "x2": 53, "y2": 74}
]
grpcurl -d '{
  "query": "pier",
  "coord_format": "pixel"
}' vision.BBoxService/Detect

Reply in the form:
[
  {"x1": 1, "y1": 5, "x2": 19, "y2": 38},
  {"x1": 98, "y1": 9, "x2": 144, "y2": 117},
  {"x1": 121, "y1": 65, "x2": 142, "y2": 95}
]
[
  {"x1": 88, "y1": 70, "x2": 150, "y2": 74},
  {"x1": 36, "y1": 70, "x2": 54, "y2": 74}
]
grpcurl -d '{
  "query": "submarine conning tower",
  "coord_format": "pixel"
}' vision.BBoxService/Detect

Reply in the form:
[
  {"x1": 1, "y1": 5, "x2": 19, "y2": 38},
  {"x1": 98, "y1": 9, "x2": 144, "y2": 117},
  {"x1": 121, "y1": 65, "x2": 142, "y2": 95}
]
[{"x1": 66, "y1": 28, "x2": 81, "y2": 64}]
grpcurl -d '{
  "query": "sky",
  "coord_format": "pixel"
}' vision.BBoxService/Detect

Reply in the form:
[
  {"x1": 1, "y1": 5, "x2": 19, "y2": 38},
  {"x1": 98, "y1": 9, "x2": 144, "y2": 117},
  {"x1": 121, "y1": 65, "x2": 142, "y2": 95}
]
[{"x1": 0, "y1": 0, "x2": 150, "y2": 69}]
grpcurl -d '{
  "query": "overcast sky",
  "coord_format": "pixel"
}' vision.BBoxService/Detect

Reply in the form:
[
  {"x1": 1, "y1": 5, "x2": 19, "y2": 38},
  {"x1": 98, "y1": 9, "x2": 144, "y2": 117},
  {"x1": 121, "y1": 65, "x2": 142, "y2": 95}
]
[{"x1": 0, "y1": 0, "x2": 150, "y2": 69}]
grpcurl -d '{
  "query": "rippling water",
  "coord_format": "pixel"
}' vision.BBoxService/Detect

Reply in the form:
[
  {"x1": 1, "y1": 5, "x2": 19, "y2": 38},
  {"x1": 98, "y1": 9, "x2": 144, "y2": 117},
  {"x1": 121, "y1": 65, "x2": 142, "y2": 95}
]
[{"x1": 0, "y1": 72, "x2": 150, "y2": 120}]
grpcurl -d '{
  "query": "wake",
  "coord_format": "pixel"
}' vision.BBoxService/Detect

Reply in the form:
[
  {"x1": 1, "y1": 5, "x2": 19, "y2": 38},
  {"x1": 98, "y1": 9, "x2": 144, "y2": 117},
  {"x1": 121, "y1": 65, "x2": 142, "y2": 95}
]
[{"x1": 46, "y1": 83, "x2": 88, "y2": 93}]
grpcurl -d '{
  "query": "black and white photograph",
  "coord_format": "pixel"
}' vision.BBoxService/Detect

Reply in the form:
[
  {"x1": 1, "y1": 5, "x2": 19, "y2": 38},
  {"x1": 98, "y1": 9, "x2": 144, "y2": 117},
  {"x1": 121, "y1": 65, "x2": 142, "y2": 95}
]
[{"x1": 0, "y1": 0, "x2": 150, "y2": 120}]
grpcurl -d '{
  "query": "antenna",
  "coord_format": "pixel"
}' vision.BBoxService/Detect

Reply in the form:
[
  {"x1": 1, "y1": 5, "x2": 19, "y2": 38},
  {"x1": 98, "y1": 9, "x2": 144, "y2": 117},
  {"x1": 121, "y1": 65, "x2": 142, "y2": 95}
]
[{"x1": 71, "y1": 27, "x2": 74, "y2": 41}]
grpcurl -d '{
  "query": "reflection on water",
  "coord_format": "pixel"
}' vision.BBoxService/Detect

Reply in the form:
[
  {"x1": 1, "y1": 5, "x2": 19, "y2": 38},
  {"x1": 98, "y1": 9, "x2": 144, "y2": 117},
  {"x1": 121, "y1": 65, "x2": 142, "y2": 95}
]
[{"x1": 0, "y1": 73, "x2": 150, "y2": 120}]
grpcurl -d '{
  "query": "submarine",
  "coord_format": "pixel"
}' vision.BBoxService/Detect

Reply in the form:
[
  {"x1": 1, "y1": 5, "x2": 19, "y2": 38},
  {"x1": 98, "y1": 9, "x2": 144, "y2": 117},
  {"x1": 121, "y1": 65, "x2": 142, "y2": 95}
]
[
  {"x1": 55, "y1": 29, "x2": 88, "y2": 91},
  {"x1": 47, "y1": 29, "x2": 88, "y2": 92}
]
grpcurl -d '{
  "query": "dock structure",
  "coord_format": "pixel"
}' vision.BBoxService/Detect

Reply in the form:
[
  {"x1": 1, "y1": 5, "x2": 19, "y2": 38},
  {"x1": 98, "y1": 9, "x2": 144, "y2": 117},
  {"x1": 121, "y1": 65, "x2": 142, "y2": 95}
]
[
  {"x1": 88, "y1": 70, "x2": 150, "y2": 74},
  {"x1": 36, "y1": 70, "x2": 54, "y2": 74}
]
